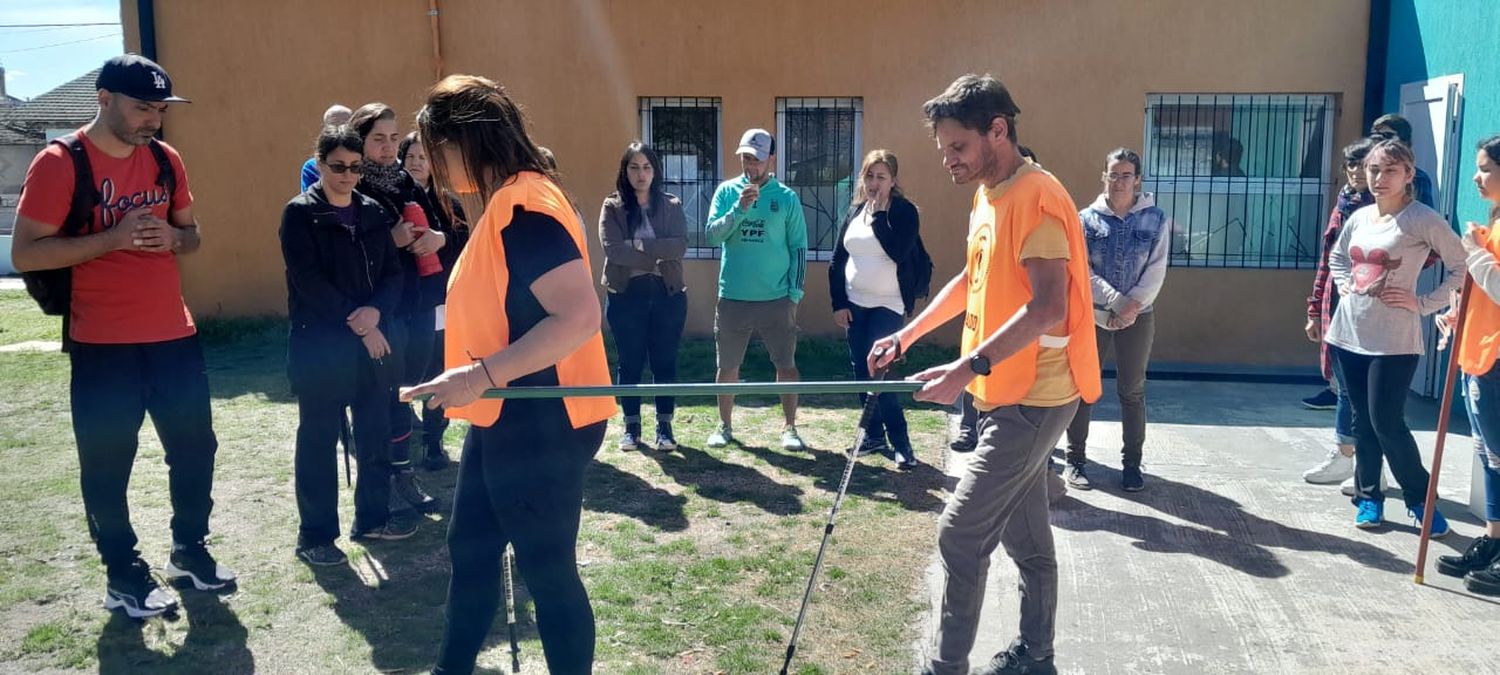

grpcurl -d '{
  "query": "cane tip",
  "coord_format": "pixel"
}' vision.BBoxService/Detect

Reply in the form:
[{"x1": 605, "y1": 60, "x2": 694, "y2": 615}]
[{"x1": 1414, "y1": 574, "x2": 1425, "y2": 585}]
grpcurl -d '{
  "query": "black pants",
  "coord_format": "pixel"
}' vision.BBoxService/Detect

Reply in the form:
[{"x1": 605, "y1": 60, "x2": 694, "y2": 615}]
[
  {"x1": 389, "y1": 310, "x2": 435, "y2": 466},
  {"x1": 421, "y1": 328, "x2": 450, "y2": 448},
  {"x1": 1332, "y1": 347, "x2": 1431, "y2": 507},
  {"x1": 70, "y1": 336, "x2": 218, "y2": 574},
  {"x1": 846, "y1": 303, "x2": 911, "y2": 451},
  {"x1": 435, "y1": 399, "x2": 605, "y2": 675},
  {"x1": 605, "y1": 275, "x2": 687, "y2": 421},
  {"x1": 294, "y1": 357, "x2": 393, "y2": 546}
]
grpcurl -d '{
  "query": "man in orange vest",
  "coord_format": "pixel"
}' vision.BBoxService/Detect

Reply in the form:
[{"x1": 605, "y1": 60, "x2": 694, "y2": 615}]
[{"x1": 872, "y1": 74, "x2": 1101, "y2": 675}]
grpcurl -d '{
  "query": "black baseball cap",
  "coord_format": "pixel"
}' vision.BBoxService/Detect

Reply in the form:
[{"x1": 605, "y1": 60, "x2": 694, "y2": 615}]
[{"x1": 96, "y1": 54, "x2": 190, "y2": 103}]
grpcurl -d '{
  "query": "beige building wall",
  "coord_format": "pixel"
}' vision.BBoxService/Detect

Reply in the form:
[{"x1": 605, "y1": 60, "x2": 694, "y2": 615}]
[{"x1": 123, "y1": 0, "x2": 1367, "y2": 370}]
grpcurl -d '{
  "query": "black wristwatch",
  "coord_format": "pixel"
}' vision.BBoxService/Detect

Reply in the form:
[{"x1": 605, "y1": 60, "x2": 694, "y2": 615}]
[{"x1": 967, "y1": 353, "x2": 992, "y2": 376}]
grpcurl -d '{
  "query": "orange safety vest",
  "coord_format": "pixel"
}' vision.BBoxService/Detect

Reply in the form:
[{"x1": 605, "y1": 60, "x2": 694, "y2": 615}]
[
  {"x1": 1459, "y1": 222, "x2": 1500, "y2": 377},
  {"x1": 960, "y1": 166, "x2": 1102, "y2": 407},
  {"x1": 443, "y1": 171, "x2": 616, "y2": 428}
]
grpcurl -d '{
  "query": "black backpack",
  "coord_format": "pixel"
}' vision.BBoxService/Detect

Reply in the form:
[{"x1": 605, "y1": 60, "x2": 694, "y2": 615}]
[
  {"x1": 907, "y1": 234, "x2": 934, "y2": 303},
  {"x1": 21, "y1": 133, "x2": 176, "y2": 320}
]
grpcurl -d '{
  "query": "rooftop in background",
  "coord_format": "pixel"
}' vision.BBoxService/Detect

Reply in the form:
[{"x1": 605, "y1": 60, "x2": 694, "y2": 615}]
[{"x1": 0, "y1": 68, "x2": 100, "y2": 141}]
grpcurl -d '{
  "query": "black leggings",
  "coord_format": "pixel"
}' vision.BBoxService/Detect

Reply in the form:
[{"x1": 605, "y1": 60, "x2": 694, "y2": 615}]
[
  {"x1": 1332, "y1": 347, "x2": 1431, "y2": 508},
  {"x1": 434, "y1": 399, "x2": 605, "y2": 675}
]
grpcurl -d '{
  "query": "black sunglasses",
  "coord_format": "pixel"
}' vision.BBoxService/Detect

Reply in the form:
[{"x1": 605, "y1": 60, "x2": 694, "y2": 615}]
[{"x1": 324, "y1": 161, "x2": 365, "y2": 175}]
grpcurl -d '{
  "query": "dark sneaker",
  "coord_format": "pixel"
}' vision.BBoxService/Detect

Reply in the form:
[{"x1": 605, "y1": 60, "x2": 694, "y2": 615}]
[
  {"x1": 971, "y1": 638, "x2": 1057, "y2": 675},
  {"x1": 164, "y1": 542, "x2": 237, "y2": 591},
  {"x1": 1121, "y1": 465, "x2": 1145, "y2": 492},
  {"x1": 619, "y1": 423, "x2": 641, "y2": 451},
  {"x1": 950, "y1": 427, "x2": 977, "y2": 452},
  {"x1": 1063, "y1": 462, "x2": 1091, "y2": 490},
  {"x1": 393, "y1": 469, "x2": 438, "y2": 513},
  {"x1": 104, "y1": 559, "x2": 178, "y2": 619},
  {"x1": 1301, "y1": 388, "x2": 1338, "y2": 410},
  {"x1": 422, "y1": 442, "x2": 450, "y2": 471},
  {"x1": 1438, "y1": 535, "x2": 1500, "y2": 577},
  {"x1": 855, "y1": 435, "x2": 891, "y2": 457},
  {"x1": 655, "y1": 421, "x2": 678, "y2": 452},
  {"x1": 352, "y1": 515, "x2": 419, "y2": 541},
  {"x1": 894, "y1": 448, "x2": 919, "y2": 470},
  {"x1": 296, "y1": 543, "x2": 349, "y2": 567},
  {"x1": 1466, "y1": 562, "x2": 1500, "y2": 596}
]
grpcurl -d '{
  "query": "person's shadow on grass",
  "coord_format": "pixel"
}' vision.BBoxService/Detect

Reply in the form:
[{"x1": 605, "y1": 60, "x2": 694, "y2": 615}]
[
  {"x1": 97, "y1": 589, "x2": 254, "y2": 675},
  {"x1": 738, "y1": 443, "x2": 950, "y2": 514},
  {"x1": 646, "y1": 444, "x2": 805, "y2": 515},
  {"x1": 584, "y1": 459, "x2": 690, "y2": 532},
  {"x1": 1051, "y1": 464, "x2": 1415, "y2": 578}
]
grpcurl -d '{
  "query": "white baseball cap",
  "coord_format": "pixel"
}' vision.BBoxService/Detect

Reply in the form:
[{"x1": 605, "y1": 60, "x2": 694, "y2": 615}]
[{"x1": 736, "y1": 129, "x2": 774, "y2": 161}]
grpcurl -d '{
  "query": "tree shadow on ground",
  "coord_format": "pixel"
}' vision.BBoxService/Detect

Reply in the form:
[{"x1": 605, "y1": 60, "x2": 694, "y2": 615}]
[
  {"x1": 97, "y1": 590, "x2": 253, "y2": 675},
  {"x1": 644, "y1": 444, "x2": 805, "y2": 516},
  {"x1": 738, "y1": 443, "x2": 951, "y2": 514},
  {"x1": 1050, "y1": 464, "x2": 1419, "y2": 578},
  {"x1": 584, "y1": 459, "x2": 691, "y2": 532}
]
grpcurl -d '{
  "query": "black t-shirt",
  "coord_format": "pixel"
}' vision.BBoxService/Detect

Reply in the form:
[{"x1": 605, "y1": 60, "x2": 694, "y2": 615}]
[{"x1": 501, "y1": 206, "x2": 583, "y2": 388}]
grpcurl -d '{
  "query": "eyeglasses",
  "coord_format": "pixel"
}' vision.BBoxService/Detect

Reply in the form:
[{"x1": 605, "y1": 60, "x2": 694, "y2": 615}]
[
  {"x1": 324, "y1": 162, "x2": 365, "y2": 175},
  {"x1": 1105, "y1": 172, "x2": 1137, "y2": 183}
]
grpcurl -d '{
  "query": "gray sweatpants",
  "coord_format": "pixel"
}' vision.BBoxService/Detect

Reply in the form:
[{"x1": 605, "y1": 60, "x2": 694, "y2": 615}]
[{"x1": 929, "y1": 400, "x2": 1078, "y2": 674}]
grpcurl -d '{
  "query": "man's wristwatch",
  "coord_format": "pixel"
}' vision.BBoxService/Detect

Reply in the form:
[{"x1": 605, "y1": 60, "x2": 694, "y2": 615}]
[{"x1": 967, "y1": 353, "x2": 992, "y2": 376}]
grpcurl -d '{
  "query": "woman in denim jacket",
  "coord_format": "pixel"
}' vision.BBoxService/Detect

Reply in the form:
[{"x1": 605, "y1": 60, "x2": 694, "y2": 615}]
[{"x1": 1063, "y1": 148, "x2": 1171, "y2": 492}]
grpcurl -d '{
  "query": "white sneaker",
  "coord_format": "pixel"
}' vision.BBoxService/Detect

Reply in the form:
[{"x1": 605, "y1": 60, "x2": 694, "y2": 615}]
[
  {"x1": 1340, "y1": 471, "x2": 1389, "y2": 497},
  {"x1": 1303, "y1": 448, "x2": 1355, "y2": 484}
]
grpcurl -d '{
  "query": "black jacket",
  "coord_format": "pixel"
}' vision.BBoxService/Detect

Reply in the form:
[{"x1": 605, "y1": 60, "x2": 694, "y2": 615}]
[
  {"x1": 279, "y1": 184, "x2": 404, "y2": 399},
  {"x1": 360, "y1": 170, "x2": 449, "y2": 314},
  {"x1": 829, "y1": 195, "x2": 923, "y2": 316},
  {"x1": 427, "y1": 185, "x2": 470, "y2": 292}
]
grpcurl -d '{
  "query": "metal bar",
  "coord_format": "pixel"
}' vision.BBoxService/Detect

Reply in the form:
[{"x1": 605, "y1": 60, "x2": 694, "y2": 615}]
[{"x1": 403, "y1": 380, "x2": 925, "y2": 402}]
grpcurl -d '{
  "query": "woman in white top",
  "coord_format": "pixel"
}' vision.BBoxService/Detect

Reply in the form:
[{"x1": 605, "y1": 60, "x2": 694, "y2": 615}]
[
  {"x1": 1325, "y1": 138, "x2": 1465, "y2": 532},
  {"x1": 829, "y1": 149, "x2": 927, "y2": 469}
]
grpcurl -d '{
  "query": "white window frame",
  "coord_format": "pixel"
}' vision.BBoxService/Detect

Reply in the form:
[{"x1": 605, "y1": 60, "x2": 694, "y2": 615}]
[{"x1": 640, "y1": 97, "x2": 723, "y2": 259}]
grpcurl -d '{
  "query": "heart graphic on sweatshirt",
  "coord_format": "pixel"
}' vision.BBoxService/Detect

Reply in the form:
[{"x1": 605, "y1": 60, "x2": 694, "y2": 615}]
[{"x1": 1349, "y1": 246, "x2": 1401, "y2": 295}]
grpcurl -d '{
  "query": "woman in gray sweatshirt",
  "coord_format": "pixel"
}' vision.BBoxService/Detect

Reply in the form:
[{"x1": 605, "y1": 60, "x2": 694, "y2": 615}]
[{"x1": 1324, "y1": 138, "x2": 1465, "y2": 534}]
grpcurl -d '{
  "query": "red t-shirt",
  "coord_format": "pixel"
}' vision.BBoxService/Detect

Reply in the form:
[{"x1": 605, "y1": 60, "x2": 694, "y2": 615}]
[{"x1": 17, "y1": 132, "x2": 196, "y2": 344}]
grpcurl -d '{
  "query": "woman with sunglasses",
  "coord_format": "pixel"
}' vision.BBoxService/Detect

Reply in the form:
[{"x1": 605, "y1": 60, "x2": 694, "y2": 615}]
[
  {"x1": 1062, "y1": 147, "x2": 1172, "y2": 492},
  {"x1": 280, "y1": 125, "x2": 412, "y2": 566}
]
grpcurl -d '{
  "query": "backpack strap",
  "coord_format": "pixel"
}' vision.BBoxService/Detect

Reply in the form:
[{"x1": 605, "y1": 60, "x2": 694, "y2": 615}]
[
  {"x1": 147, "y1": 139, "x2": 177, "y2": 210},
  {"x1": 50, "y1": 133, "x2": 97, "y2": 237}
]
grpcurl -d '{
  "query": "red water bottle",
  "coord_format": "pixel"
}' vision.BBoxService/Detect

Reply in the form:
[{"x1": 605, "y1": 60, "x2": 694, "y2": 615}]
[{"x1": 402, "y1": 202, "x2": 443, "y2": 277}]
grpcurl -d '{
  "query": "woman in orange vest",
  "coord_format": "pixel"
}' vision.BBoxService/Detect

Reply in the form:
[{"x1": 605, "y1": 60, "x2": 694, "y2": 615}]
[
  {"x1": 401, "y1": 75, "x2": 615, "y2": 675},
  {"x1": 1437, "y1": 134, "x2": 1500, "y2": 596}
]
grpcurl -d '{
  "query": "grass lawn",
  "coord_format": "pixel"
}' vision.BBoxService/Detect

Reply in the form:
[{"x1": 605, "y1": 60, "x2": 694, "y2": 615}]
[{"x1": 0, "y1": 289, "x2": 961, "y2": 674}]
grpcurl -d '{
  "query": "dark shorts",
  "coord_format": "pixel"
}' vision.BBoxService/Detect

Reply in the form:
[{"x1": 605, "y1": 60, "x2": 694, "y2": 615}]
[{"x1": 714, "y1": 297, "x2": 798, "y2": 370}]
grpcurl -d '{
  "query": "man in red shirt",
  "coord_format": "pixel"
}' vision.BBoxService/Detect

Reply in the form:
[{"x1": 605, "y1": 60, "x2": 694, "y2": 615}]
[{"x1": 11, "y1": 55, "x2": 233, "y2": 619}]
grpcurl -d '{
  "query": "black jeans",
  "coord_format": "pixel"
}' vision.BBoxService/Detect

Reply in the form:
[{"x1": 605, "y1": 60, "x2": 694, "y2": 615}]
[
  {"x1": 846, "y1": 303, "x2": 911, "y2": 451},
  {"x1": 70, "y1": 336, "x2": 218, "y2": 573},
  {"x1": 294, "y1": 355, "x2": 393, "y2": 546},
  {"x1": 421, "y1": 328, "x2": 450, "y2": 449},
  {"x1": 604, "y1": 275, "x2": 687, "y2": 422},
  {"x1": 435, "y1": 399, "x2": 605, "y2": 675},
  {"x1": 389, "y1": 309, "x2": 435, "y2": 466},
  {"x1": 1332, "y1": 347, "x2": 1430, "y2": 508}
]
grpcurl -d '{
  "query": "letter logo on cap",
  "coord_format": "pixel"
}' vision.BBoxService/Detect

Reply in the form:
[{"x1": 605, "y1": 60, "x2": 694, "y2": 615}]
[{"x1": 152, "y1": 71, "x2": 167, "y2": 90}]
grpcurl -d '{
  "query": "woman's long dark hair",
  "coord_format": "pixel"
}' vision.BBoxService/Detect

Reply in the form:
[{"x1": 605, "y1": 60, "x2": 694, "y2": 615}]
[
  {"x1": 416, "y1": 75, "x2": 560, "y2": 221},
  {"x1": 615, "y1": 141, "x2": 665, "y2": 236},
  {"x1": 1482, "y1": 135, "x2": 1500, "y2": 223}
]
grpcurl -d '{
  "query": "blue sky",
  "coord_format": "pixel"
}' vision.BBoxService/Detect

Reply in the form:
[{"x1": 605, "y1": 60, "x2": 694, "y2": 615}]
[{"x1": 1, "y1": 0, "x2": 123, "y2": 100}]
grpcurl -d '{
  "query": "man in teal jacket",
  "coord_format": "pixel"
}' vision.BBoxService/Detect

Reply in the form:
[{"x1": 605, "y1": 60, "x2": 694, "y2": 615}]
[{"x1": 705, "y1": 129, "x2": 808, "y2": 450}]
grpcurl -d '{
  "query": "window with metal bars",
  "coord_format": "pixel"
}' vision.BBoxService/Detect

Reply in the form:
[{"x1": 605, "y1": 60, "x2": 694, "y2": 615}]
[
  {"x1": 639, "y1": 97, "x2": 722, "y2": 258},
  {"x1": 776, "y1": 97, "x2": 862, "y2": 261},
  {"x1": 1143, "y1": 93, "x2": 1336, "y2": 269}
]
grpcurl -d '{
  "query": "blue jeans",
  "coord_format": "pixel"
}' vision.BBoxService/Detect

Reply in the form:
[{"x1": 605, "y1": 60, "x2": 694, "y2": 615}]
[
  {"x1": 605, "y1": 275, "x2": 687, "y2": 422},
  {"x1": 846, "y1": 304, "x2": 911, "y2": 452},
  {"x1": 1461, "y1": 369, "x2": 1500, "y2": 522}
]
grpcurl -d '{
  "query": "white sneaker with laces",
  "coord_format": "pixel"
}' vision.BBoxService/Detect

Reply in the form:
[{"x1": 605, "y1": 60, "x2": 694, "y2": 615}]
[
  {"x1": 1340, "y1": 471, "x2": 1390, "y2": 497},
  {"x1": 1303, "y1": 448, "x2": 1355, "y2": 484}
]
